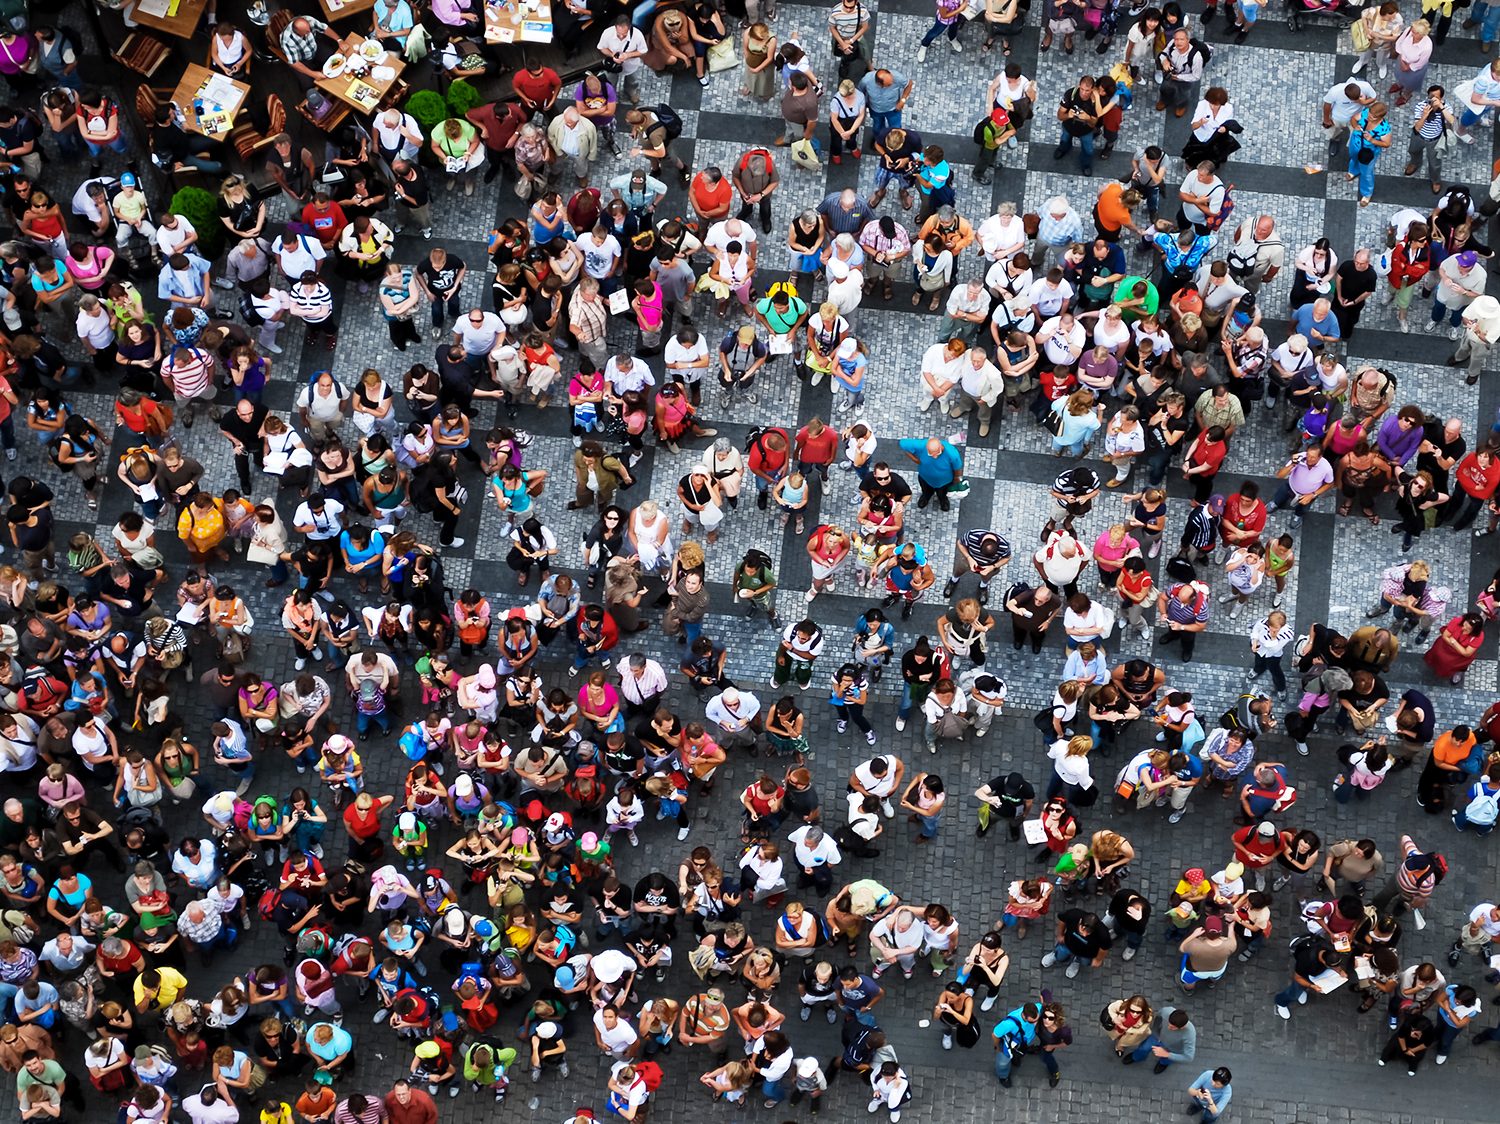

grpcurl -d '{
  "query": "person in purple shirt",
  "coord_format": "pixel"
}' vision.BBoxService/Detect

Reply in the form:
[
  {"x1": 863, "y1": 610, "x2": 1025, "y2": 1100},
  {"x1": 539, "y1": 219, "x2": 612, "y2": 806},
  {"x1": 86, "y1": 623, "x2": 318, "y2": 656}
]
[{"x1": 1376, "y1": 405, "x2": 1425, "y2": 468}]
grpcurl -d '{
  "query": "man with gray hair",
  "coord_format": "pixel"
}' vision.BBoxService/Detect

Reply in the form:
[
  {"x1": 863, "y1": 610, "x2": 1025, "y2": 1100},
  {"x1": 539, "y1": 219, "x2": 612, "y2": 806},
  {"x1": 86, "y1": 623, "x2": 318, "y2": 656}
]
[
  {"x1": 177, "y1": 898, "x2": 235, "y2": 966},
  {"x1": 617, "y1": 653, "x2": 667, "y2": 718},
  {"x1": 705, "y1": 686, "x2": 763, "y2": 753}
]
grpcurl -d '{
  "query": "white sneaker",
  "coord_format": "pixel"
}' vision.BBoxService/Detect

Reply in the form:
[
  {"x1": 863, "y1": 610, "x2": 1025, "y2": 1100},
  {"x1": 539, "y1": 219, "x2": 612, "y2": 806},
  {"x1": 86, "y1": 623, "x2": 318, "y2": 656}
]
[
  {"x1": 916, "y1": 45, "x2": 928, "y2": 61},
  {"x1": 1123, "y1": 945, "x2": 1137, "y2": 960},
  {"x1": 1435, "y1": 1054, "x2": 1447, "y2": 1065},
  {"x1": 980, "y1": 994, "x2": 997, "y2": 1011},
  {"x1": 448, "y1": 538, "x2": 466, "y2": 547},
  {"x1": 677, "y1": 824, "x2": 691, "y2": 841},
  {"x1": 881, "y1": 799, "x2": 894, "y2": 818},
  {"x1": 1275, "y1": 1004, "x2": 1290, "y2": 1020},
  {"x1": 627, "y1": 830, "x2": 639, "y2": 846},
  {"x1": 950, "y1": 38, "x2": 962, "y2": 51},
  {"x1": 1296, "y1": 991, "x2": 1308, "y2": 1005},
  {"x1": 867, "y1": 1098, "x2": 882, "y2": 1114},
  {"x1": 895, "y1": 717, "x2": 906, "y2": 731},
  {"x1": 1296, "y1": 741, "x2": 1309, "y2": 756},
  {"x1": 264, "y1": 341, "x2": 283, "y2": 354},
  {"x1": 1351, "y1": 58, "x2": 1366, "y2": 73},
  {"x1": 1041, "y1": 952, "x2": 1057, "y2": 968},
  {"x1": 1450, "y1": 325, "x2": 1463, "y2": 340},
  {"x1": 1423, "y1": 321, "x2": 1439, "y2": 333},
  {"x1": 294, "y1": 658, "x2": 306, "y2": 670},
  {"x1": 1217, "y1": 592, "x2": 1236, "y2": 603},
  {"x1": 1064, "y1": 959, "x2": 1081, "y2": 978}
]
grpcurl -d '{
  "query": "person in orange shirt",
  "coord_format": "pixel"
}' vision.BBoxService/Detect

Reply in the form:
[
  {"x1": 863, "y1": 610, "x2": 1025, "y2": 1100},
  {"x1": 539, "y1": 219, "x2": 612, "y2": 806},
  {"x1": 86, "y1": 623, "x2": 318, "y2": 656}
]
[
  {"x1": 1094, "y1": 180, "x2": 1143, "y2": 242},
  {"x1": 689, "y1": 166, "x2": 734, "y2": 230},
  {"x1": 1417, "y1": 724, "x2": 1477, "y2": 812}
]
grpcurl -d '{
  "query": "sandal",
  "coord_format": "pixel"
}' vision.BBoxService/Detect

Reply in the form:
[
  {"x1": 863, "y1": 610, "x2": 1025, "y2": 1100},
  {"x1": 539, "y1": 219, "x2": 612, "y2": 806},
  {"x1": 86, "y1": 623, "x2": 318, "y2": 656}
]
[
  {"x1": 1364, "y1": 510, "x2": 1380, "y2": 525},
  {"x1": 882, "y1": 278, "x2": 894, "y2": 301},
  {"x1": 1336, "y1": 503, "x2": 1351, "y2": 516},
  {"x1": 1002, "y1": 40, "x2": 1012, "y2": 54},
  {"x1": 911, "y1": 291, "x2": 921, "y2": 306},
  {"x1": 928, "y1": 293, "x2": 941, "y2": 311}
]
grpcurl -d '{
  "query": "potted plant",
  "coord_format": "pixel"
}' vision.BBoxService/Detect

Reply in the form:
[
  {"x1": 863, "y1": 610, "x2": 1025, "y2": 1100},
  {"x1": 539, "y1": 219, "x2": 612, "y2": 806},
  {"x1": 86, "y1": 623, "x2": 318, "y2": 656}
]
[
  {"x1": 405, "y1": 88, "x2": 449, "y2": 133},
  {"x1": 445, "y1": 78, "x2": 483, "y2": 119},
  {"x1": 167, "y1": 186, "x2": 224, "y2": 261}
]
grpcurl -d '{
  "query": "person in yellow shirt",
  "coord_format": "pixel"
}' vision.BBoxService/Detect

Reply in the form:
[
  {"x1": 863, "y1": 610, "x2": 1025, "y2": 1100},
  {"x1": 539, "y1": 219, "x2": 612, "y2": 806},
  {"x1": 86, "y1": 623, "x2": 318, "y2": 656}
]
[{"x1": 133, "y1": 966, "x2": 189, "y2": 1012}]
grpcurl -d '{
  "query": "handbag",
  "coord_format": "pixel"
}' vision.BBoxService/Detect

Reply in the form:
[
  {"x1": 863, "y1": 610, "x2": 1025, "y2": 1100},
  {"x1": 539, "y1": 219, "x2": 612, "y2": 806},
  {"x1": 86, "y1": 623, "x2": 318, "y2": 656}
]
[
  {"x1": 706, "y1": 37, "x2": 738, "y2": 72},
  {"x1": 1351, "y1": 15, "x2": 1370, "y2": 51},
  {"x1": 789, "y1": 138, "x2": 822, "y2": 171}
]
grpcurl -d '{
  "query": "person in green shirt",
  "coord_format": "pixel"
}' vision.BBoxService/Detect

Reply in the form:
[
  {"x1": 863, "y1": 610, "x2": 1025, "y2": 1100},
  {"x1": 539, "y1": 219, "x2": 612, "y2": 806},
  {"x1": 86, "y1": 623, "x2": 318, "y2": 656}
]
[
  {"x1": 1111, "y1": 276, "x2": 1159, "y2": 322},
  {"x1": 16, "y1": 1053, "x2": 69, "y2": 1112},
  {"x1": 430, "y1": 118, "x2": 482, "y2": 196},
  {"x1": 753, "y1": 286, "x2": 810, "y2": 360}
]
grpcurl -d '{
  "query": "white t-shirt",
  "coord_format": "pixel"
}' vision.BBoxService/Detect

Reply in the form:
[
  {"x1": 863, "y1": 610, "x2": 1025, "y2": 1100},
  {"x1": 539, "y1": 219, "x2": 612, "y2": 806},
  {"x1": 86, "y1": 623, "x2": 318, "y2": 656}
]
[
  {"x1": 374, "y1": 112, "x2": 422, "y2": 160},
  {"x1": 454, "y1": 311, "x2": 504, "y2": 355},
  {"x1": 155, "y1": 217, "x2": 198, "y2": 256},
  {"x1": 292, "y1": 499, "x2": 346, "y2": 540},
  {"x1": 581, "y1": 234, "x2": 622, "y2": 280},
  {"x1": 664, "y1": 335, "x2": 709, "y2": 380},
  {"x1": 705, "y1": 220, "x2": 757, "y2": 256},
  {"x1": 597, "y1": 25, "x2": 647, "y2": 74},
  {"x1": 278, "y1": 237, "x2": 325, "y2": 281},
  {"x1": 851, "y1": 756, "x2": 897, "y2": 797}
]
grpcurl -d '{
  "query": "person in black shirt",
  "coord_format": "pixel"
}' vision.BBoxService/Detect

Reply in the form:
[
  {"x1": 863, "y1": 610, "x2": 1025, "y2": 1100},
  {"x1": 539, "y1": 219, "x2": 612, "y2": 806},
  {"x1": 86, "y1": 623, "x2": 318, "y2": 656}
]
[
  {"x1": 1274, "y1": 936, "x2": 1345, "y2": 1018},
  {"x1": 1005, "y1": 583, "x2": 1061, "y2": 653},
  {"x1": 148, "y1": 105, "x2": 225, "y2": 176},
  {"x1": 99, "y1": 562, "x2": 158, "y2": 621},
  {"x1": 858, "y1": 462, "x2": 913, "y2": 511},
  {"x1": 974, "y1": 771, "x2": 1035, "y2": 839},
  {"x1": 218, "y1": 398, "x2": 268, "y2": 494},
  {"x1": 1054, "y1": 78, "x2": 1101, "y2": 176},
  {"x1": 1104, "y1": 889, "x2": 1152, "y2": 956},
  {"x1": 631, "y1": 872, "x2": 681, "y2": 940},
  {"x1": 1044, "y1": 909, "x2": 1113, "y2": 977},
  {"x1": 7, "y1": 503, "x2": 52, "y2": 578},
  {"x1": 415, "y1": 247, "x2": 466, "y2": 332},
  {"x1": 1142, "y1": 392, "x2": 1191, "y2": 485},
  {"x1": 680, "y1": 637, "x2": 732, "y2": 696},
  {"x1": 1416, "y1": 417, "x2": 1465, "y2": 518}
]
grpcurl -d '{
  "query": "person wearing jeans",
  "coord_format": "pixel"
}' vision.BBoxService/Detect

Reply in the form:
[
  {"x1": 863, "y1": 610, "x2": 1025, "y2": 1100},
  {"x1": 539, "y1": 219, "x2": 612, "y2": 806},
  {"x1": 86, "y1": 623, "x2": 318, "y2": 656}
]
[{"x1": 990, "y1": 1003, "x2": 1040, "y2": 1087}]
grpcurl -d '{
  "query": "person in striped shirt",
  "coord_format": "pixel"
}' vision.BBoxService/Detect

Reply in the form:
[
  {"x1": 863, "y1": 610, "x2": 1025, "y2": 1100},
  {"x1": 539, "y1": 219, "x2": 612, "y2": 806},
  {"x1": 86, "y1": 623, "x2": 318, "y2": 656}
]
[
  {"x1": 160, "y1": 344, "x2": 217, "y2": 429},
  {"x1": 1372, "y1": 834, "x2": 1446, "y2": 918},
  {"x1": 289, "y1": 271, "x2": 336, "y2": 351}
]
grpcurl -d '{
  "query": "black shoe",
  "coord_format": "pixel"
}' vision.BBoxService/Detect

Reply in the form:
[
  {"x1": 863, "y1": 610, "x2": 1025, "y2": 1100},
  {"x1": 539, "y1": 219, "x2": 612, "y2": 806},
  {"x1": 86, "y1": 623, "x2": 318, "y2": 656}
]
[
  {"x1": 1052, "y1": 145, "x2": 1069, "y2": 161},
  {"x1": 901, "y1": 600, "x2": 913, "y2": 620},
  {"x1": 997, "y1": 1077, "x2": 1012, "y2": 1089},
  {"x1": 1153, "y1": 1061, "x2": 1170, "y2": 1074},
  {"x1": 1122, "y1": 1055, "x2": 1138, "y2": 1066},
  {"x1": 1049, "y1": 1071, "x2": 1061, "y2": 1087},
  {"x1": 1201, "y1": 5, "x2": 1216, "y2": 21},
  {"x1": 978, "y1": 584, "x2": 990, "y2": 604},
  {"x1": 882, "y1": 593, "x2": 900, "y2": 607},
  {"x1": 941, "y1": 578, "x2": 958, "y2": 599},
  {"x1": 974, "y1": 172, "x2": 993, "y2": 185},
  {"x1": 917, "y1": 494, "x2": 931, "y2": 509},
  {"x1": 1446, "y1": 355, "x2": 1463, "y2": 366},
  {"x1": 757, "y1": 491, "x2": 768, "y2": 510}
]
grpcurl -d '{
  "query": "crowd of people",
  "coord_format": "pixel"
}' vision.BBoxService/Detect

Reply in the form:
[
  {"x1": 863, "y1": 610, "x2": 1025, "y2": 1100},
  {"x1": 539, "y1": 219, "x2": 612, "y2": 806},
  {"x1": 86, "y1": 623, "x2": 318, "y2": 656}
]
[{"x1": 0, "y1": 0, "x2": 1493, "y2": 1120}]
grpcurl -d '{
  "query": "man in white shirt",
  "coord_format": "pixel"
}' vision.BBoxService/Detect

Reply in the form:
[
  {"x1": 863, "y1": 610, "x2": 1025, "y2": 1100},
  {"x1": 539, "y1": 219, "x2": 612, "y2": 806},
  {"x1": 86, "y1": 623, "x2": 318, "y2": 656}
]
[
  {"x1": 170, "y1": 837, "x2": 219, "y2": 890},
  {"x1": 975, "y1": 204, "x2": 1027, "y2": 262},
  {"x1": 1177, "y1": 161, "x2": 1226, "y2": 233},
  {"x1": 942, "y1": 279, "x2": 991, "y2": 346},
  {"x1": 704, "y1": 217, "x2": 758, "y2": 269},
  {"x1": 182, "y1": 1086, "x2": 239, "y2": 1124},
  {"x1": 546, "y1": 106, "x2": 599, "y2": 187},
  {"x1": 617, "y1": 653, "x2": 667, "y2": 716},
  {"x1": 919, "y1": 339, "x2": 967, "y2": 413},
  {"x1": 247, "y1": 280, "x2": 290, "y2": 354},
  {"x1": 580, "y1": 226, "x2": 623, "y2": 287},
  {"x1": 592, "y1": 1006, "x2": 640, "y2": 1059},
  {"x1": 276, "y1": 231, "x2": 325, "y2": 282},
  {"x1": 154, "y1": 213, "x2": 200, "y2": 260},
  {"x1": 849, "y1": 753, "x2": 904, "y2": 815},
  {"x1": 704, "y1": 687, "x2": 762, "y2": 752},
  {"x1": 1320, "y1": 78, "x2": 1377, "y2": 149},
  {"x1": 597, "y1": 15, "x2": 648, "y2": 104},
  {"x1": 1452, "y1": 294, "x2": 1500, "y2": 386},
  {"x1": 1038, "y1": 313, "x2": 1087, "y2": 367},
  {"x1": 452, "y1": 308, "x2": 504, "y2": 364},
  {"x1": 867, "y1": 907, "x2": 924, "y2": 978},
  {"x1": 296, "y1": 370, "x2": 350, "y2": 443},
  {"x1": 292, "y1": 494, "x2": 345, "y2": 542},
  {"x1": 604, "y1": 352, "x2": 655, "y2": 397},
  {"x1": 950, "y1": 345, "x2": 1003, "y2": 437},
  {"x1": 664, "y1": 327, "x2": 710, "y2": 393},
  {"x1": 1025, "y1": 269, "x2": 1075, "y2": 318},
  {"x1": 786, "y1": 825, "x2": 841, "y2": 893},
  {"x1": 373, "y1": 108, "x2": 424, "y2": 165}
]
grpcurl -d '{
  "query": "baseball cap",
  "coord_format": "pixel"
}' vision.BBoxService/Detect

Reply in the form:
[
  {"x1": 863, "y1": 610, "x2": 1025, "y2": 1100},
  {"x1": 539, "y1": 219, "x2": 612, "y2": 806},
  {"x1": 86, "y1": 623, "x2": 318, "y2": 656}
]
[
  {"x1": 1256, "y1": 821, "x2": 1277, "y2": 837},
  {"x1": 1458, "y1": 251, "x2": 1478, "y2": 267},
  {"x1": 414, "y1": 1041, "x2": 441, "y2": 1059},
  {"x1": 1224, "y1": 862, "x2": 1245, "y2": 881},
  {"x1": 120, "y1": 172, "x2": 137, "y2": 187},
  {"x1": 1202, "y1": 914, "x2": 1225, "y2": 935}
]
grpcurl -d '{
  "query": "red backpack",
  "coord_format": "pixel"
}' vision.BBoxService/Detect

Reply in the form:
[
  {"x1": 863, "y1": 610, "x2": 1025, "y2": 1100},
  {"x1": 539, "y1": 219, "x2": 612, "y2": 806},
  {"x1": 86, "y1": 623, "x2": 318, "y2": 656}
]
[{"x1": 636, "y1": 1061, "x2": 665, "y2": 1093}]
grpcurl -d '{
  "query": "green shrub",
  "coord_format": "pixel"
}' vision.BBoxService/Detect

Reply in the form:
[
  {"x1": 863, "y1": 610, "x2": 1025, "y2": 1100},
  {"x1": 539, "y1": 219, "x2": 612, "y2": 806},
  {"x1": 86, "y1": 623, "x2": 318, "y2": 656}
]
[
  {"x1": 405, "y1": 88, "x2": 448, "y2": 133},
  {"x1": 167, "y1": 186, "x2": 223, "y2": 261},
  {"x1": 445, "y1": 78, "x2": 483, "y2": 119}
]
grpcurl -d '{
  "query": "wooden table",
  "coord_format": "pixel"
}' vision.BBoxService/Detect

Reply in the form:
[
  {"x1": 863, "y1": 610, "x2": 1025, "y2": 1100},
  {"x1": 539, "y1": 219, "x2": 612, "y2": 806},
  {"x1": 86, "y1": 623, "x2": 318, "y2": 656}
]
[
  {"x1": 313, "y1": 33, "x2": 407, "y2": 113},
  {"x1": 317, "y1": 0, "x2": 377, "y2": 22},
  {"x1": 484, "y1": 0, "x2": 554, "y2": 45},
  {"x1": 169, "y1": 63, "x2": 251, "y2": 138},
  {"x1": 130, "y1": 0, "x2": 209, "y2": 40}
]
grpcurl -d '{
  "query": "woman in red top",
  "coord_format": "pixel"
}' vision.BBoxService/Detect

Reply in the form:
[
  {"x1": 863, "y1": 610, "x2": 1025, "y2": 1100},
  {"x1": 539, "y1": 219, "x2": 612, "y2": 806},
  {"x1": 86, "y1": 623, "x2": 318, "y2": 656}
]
[
  {"x1": 805, "y1": 522, "x2": 852, "y2": 602},
  {"x1": 1449, "y1": 449, "x2": 1500, "y2": 531},
  {"x1": 1116, "y1": 556, "x2": 1155, "y2": 640},
  {"x1": 1182, "y1": 425, "x2": 1229, "y2": 506},
  {"x1": 1423, "y1": 611, "x2": 1485, "y2": 686},
  {"x1": 1219, "y1": 481, "x2": 1267, "y2": 549},
  {"x1": 341, "y1": 791, "x2": 394, "y2": 863}
]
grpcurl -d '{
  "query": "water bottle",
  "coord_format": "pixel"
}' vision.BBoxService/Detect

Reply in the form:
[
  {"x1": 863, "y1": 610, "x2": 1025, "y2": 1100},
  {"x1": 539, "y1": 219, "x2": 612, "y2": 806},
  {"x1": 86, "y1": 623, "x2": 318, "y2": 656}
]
[{"x1": 192, "y1": 96, "x2": 204, "y2": 119}]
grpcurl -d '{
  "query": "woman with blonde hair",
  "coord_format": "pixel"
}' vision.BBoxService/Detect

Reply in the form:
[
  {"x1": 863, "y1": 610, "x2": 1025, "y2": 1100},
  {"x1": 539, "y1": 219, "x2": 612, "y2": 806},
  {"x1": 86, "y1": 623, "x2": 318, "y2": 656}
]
[
  {"x1": 155, "y1": 736, "x2": 200, "y2": 803},
  {"x1": 740, "y1": 21, "x2": 777, "y2": 100},
  {"x1": 604, "y1": 556, "x2": 646, "y2": 633},
  {"x1": 1045, "y1": 734, "x2": 1095, "y2": 802}
]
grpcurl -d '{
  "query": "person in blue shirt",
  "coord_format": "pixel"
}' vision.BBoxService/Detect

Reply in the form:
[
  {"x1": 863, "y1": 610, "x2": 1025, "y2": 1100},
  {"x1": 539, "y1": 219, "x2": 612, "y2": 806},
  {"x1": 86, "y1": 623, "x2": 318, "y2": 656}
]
[
  {"x1": 1186, "y1": 1066, "x2": 1233, "y2": 1120},
  {"x1": 896, "y1": 437, "x2": 963, "y2": 511},
  {"x1": 836, "y1": 965, "x2": 884, "y2": 1025},
  {"x1": 1151, "y1": 228, "x2": 1215, "y2": 303},
  {"x1": 1166, "y1": 749, "x2": 1204, "y2": 824},
  {"x1": 1291, "y1": 296, "x2": 1341, "y2": 351},
  {"x1": 851, "y1": 608, "x2": 896, "y2": 678},
  {"x1": 856, "y1": 68, "x2": 914, "y2": 136},
  {"x1": 992, "y1": 1002, "x2": 1040, "y2": 1086},
  {"x1": 914, "y1": 144, "x2": 952, "y2": 220}
]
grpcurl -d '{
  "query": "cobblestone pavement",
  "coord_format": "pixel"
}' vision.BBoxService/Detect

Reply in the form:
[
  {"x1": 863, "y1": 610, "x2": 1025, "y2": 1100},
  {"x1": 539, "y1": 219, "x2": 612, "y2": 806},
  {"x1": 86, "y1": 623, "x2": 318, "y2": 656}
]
[{"x1": 32, "y1": 0, "x2": 1500, "y2": 1121}]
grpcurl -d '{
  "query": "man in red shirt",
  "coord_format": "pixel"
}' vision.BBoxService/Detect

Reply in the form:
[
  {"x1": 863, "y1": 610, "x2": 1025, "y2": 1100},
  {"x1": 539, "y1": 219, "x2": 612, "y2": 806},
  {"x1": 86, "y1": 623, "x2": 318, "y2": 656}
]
[
  {"x1": 384, "y1": 1079, "x2": 438, "y2": 1124},
  {"x1": 794, "y1": 417, "x2": 839, "y2": 485},
  {"x1": 467, "y1": 100, "x2": 530, "y2": 183},
  {"x1": 1219, "y1": 480, "x2": 1267, "y2": 549},
  {"x1": 689, "y1": 167, "x2": 733, "y2": 229},
  {"x1": 300, "y1": 192, "x2": 347, "y2": 248},
  {"x1": 747, "y1": 427, "x2": 790, "y2": 511},
  {"x1": 512, "y1": 60, "x2": 562, "y2": 116},
  {"x1": 1230, "y1": 820, "x2": 1284, "y2": 891},
  {"x1": 1449, "y1": 448, "x2": 1500, "y2": 531}
]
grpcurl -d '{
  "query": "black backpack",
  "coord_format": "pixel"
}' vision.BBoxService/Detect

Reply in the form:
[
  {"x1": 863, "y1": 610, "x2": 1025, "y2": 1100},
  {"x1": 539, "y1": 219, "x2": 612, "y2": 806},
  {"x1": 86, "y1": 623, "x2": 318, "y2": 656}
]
[{"x1": 653, "y1": 104, "x2": 684, "y2": 141}]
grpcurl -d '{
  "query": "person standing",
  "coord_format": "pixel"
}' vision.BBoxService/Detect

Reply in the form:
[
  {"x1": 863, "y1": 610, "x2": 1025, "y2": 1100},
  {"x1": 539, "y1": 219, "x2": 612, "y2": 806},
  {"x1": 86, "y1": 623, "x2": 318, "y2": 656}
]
[
  {"x1": 1185, "y1": 1067, "x2": 1233, "y2": 1121},
  {"x1": 1125, "y1": 1006, "x2": 1196, "y2": 1073}
]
